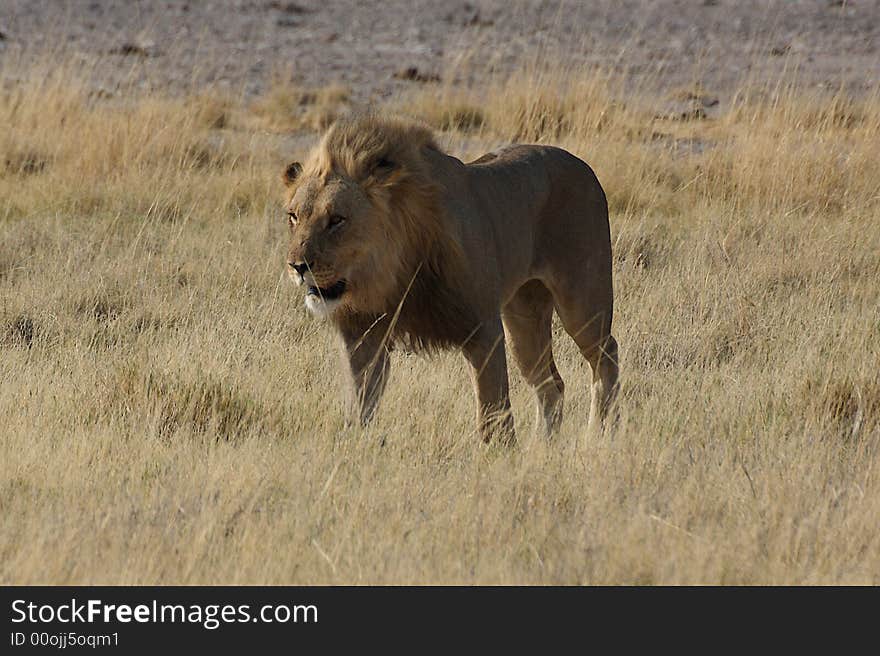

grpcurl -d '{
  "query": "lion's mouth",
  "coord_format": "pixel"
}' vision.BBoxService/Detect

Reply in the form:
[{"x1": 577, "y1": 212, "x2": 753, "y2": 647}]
[{"x1": 306, "y1": 280, "x2": 347, "y2": 301}]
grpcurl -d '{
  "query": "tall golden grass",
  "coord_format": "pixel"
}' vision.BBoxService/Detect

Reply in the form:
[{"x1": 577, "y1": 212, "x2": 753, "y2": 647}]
[{"x1": 1, "y1": 53, "x2": 878, "y2": 583}]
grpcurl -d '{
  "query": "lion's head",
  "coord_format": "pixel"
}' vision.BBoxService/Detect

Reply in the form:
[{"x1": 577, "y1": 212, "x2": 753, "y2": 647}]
[{"x1": 282, "y1": 115, "x2": 449, "y2": 319}]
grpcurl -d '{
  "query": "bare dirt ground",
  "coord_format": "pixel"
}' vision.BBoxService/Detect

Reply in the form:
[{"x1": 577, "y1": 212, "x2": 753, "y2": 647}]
[{"x1": 2, "y1": 0, "x2": 878, "y2": 103}]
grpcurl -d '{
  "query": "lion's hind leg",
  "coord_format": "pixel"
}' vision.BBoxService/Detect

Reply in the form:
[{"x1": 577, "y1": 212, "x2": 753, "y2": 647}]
[
  {"x1": 502, "y1": 280, "x2": 565, "y2": 437},
  {"x1": 548, "y1": 284, "x2": 619, "y2": 436},
  {"x1": 586, "y1": 333, "x2": 619, "y2": 434}
]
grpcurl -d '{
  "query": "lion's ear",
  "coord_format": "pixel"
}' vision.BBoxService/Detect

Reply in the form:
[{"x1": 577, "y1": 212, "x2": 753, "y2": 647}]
[{"x1": 282, "y1": 161, "x2": 303, "y2": 187}]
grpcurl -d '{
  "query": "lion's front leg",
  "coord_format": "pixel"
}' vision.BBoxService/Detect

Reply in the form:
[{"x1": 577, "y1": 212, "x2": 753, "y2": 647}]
[
  {"x1": 337, "y1": 315, "x2": 392, "y2": 427},
  {"x1": 462, "y1": 319, "x2": 515, "y2": 444}
]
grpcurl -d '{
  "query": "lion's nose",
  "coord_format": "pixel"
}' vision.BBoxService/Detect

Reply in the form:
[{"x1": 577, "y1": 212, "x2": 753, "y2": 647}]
[{"x1": 289, "y1": 261, "x2": 310, "y2": 276}]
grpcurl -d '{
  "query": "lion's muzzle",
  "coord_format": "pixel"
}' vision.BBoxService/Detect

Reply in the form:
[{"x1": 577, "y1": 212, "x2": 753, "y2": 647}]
[
  {"x1": 306, "y1": 279, "x2": 347, "y2": 301},
  {"x1": 289, "y1": 261, "x2": 310, "y2": 277},
  {"x1": 303, "y1": 278, "x2": 347, "y2": 318}
]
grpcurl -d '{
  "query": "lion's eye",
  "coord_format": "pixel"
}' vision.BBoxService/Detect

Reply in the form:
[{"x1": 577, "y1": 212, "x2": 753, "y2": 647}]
[
  {"x1": 287, "y1": 211, "x2": 298, "y2": 226},
  {"x1": 328, "y1": 215, "x2": 346, "y2": 230}
]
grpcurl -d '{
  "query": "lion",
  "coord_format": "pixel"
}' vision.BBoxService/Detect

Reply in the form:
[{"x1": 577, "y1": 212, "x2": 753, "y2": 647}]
[{"x1": 282, "y1": 114, "x2": 618, "y2": 442}]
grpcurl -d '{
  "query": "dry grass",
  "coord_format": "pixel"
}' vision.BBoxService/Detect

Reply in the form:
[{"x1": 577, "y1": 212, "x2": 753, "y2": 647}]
[
  {"x1": 249, "y1": 73, "x2": 351, "y2": 133},
  {"x1": 1, "y1": 54, "x2": 879, "y2": 584}
]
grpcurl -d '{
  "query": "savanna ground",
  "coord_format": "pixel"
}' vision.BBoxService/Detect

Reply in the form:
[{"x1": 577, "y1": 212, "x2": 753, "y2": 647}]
[{"x1": 1, "y1": 1, "x2": 879, "y2": 584}]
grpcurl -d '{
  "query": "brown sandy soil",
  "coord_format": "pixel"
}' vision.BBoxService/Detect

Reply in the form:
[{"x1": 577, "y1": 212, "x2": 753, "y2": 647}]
[{"x1": 1, "y1": 0, "x2": 878, "y2": 102}]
